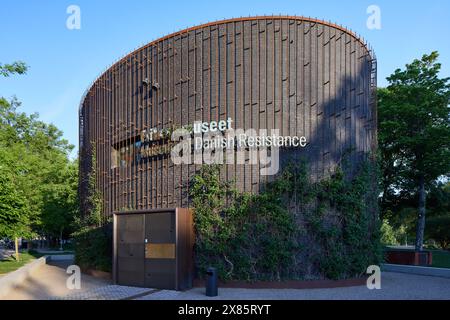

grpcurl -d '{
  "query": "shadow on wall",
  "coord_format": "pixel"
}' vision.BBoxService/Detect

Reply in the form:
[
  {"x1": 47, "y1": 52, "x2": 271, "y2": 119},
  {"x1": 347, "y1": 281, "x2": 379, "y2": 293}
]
[{"x1": 280, "y1": 55, "x2": 376, "y2": 181}]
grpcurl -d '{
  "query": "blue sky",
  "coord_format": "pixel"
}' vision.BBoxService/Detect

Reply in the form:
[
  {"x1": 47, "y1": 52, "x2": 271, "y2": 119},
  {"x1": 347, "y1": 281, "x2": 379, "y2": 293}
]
[{"x1": 1, "y1": 0, "x2": 449, "y2": 158}]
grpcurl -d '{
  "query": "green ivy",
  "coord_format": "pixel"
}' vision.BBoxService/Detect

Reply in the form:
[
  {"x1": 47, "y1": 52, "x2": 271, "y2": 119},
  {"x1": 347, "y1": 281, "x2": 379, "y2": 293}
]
[
  {"x1": 73, "y1": 143, "x2": 111, "y2": 272},
  {"x1": 190, "y1": 160, "x2": 382, "y2": 281}
]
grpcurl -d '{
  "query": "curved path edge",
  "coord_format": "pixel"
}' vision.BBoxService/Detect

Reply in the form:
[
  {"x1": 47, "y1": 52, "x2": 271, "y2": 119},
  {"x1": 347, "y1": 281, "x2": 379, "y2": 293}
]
[
  {"x1": 382, "y1": 263, "x2": 450, "y2": 279},
  {"x1": 0, "y1": 256, "x2": 49, "y2": 299}
]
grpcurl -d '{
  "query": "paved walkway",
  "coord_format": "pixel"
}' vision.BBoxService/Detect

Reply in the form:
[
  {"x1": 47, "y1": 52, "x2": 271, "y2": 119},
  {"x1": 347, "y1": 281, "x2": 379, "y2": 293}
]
[
  {"x1": 2, "y1": 260, "x2": 111, "y2": 300},
  {"x1": 3, "y1": 263, "x2": 450, "y2": 300},
  {"x1": 137, "y1": 272, "x2": 450, "y2": 300},
  {"x1": 57, "y1": 285, "x2": 158, "y2": 300}
]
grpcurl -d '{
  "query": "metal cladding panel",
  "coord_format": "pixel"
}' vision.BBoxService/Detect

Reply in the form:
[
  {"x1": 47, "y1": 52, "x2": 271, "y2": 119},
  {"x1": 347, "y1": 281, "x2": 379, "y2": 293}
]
[
  {"x1": 116, "y1": 214, "x2": 145, "y2": 286},
  {"x1": 145, "y1": 212, "x2": 175, "y2": 243},
  {"x1": 79, "y1": 17, "x2": 377, "y2": 219}
]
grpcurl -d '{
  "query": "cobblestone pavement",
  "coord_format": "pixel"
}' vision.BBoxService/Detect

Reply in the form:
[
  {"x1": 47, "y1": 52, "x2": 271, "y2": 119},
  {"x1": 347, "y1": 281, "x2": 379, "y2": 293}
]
[
  {"x1": 57, "y1": 285, "x2": 157, "y2": 300},
  {"x1": 137, "y1": 272, "x2": 450, "y2": 300}
]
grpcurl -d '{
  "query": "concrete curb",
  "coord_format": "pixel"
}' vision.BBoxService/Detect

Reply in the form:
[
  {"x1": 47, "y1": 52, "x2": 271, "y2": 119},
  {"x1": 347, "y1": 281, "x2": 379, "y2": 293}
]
[
  {"x1": 49, "y1": 254, "x2": 74, "y2": 261},
  {"x1": 0, "y1": 255, "x2": 50, "y2": 299},
  {"x1": 382, "y1": 263, "x2": 450, "y2": 279}
]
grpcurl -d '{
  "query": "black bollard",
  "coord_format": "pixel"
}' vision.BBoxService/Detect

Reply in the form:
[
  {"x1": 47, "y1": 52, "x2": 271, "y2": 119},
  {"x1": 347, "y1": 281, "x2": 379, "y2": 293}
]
[{"x1": 205, "y1": 267, "x2": 218, "y2": 297}]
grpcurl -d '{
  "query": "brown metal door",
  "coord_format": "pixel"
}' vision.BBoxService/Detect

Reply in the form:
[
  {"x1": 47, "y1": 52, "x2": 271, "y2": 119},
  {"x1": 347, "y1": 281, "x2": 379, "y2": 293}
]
[
  {"x1": 117, "y1": 214, "x2": 145, "y2": 287},
  {"x1": 144, "y1": 212, "x2": 176, "y2": 289}
]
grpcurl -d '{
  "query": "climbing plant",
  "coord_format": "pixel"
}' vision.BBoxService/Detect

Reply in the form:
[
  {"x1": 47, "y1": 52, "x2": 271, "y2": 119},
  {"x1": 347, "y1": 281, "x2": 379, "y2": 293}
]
[
  {"x1": 190, "y1": 160, "x2": 382, "y2": 281},
  {"x1": 72, "y1": 143, "x2": 112, "y2": 272}
]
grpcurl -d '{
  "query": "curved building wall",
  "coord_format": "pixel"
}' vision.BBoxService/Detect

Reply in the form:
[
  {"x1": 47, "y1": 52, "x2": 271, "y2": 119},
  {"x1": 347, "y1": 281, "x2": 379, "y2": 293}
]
[{"x1": 79, "y1": 16, "x2": 377, "y2": 220}]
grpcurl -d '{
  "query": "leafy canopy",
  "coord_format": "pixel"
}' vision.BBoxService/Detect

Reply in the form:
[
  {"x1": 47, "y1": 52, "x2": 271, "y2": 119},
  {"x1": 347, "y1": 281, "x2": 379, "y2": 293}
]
[
  {"x1": 379, "y1": 51, "x2": 450, "y2": 194},
  {"x1": 1, "y1": 61, "x2": 77, "y2": 239}
]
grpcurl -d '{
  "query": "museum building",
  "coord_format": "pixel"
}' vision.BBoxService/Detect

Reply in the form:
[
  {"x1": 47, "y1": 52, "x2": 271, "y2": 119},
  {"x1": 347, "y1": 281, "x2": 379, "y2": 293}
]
[{"x1": 78, "y1": 16, "x2": 377, "y2": 289}]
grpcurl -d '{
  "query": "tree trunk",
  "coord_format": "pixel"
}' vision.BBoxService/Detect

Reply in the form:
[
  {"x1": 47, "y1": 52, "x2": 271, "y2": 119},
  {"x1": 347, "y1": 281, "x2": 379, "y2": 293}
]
[
  {"x1": 59, "y1": 229, "x2": 63, "y2": 251},
  {"x1": 15, "y1": 237, "x2": 20, "y2": 261},
  {"x1": 415, "y1": 176, "x2": 426, "y2": 251}
]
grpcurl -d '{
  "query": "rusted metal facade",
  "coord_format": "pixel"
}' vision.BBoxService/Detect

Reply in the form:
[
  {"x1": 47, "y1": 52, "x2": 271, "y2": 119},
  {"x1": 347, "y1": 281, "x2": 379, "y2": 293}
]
[{"x1": 79, "y1": 16, "x2": 377, "y2": 220}]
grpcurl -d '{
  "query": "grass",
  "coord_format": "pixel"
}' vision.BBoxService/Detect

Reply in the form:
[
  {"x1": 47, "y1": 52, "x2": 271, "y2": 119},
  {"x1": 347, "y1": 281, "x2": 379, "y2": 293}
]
[
  {"x1": 0, "y1": 251, "x2": 43, "y2": 275},
  {"x1": 431, "y1": 250, "x2": 450, "y2": 269}
]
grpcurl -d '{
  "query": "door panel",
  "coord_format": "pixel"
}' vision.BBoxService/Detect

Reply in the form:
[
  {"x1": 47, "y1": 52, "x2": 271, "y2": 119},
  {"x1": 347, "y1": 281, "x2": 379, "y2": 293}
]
[
  {"x1": 145, "y1": 212, "x2": 175, "y2": 243},
  {"x1": 144, "y1": 212, "x2": 176, "y2": 289},
  {"x1": 117, "y1": 214, "x2": 145, "y2": 287},
  {"x1": 118, "y1": 243, "x2": 145, "y2": 258},
  {"x1": 144, "y1": 259, "x2": 176, "y2": 289}
]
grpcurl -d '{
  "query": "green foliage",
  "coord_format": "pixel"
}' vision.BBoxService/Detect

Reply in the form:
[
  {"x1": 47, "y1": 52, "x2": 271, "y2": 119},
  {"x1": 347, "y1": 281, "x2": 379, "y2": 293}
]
[
  {"x1": 0, "y1": 157, "x2": 30, "y2": 238},
  {"x1": 191, "y1": 161, "x2": 382, "y2": 281},
  {"x1": 72, "y1": 147, "x2": 109, "y2": 271},
  {"x1": 378, "y1": 51, "x2": 450, "y2": 186},
  {"x1": 380, "y1": 181, "x2": 450, "y2": 247},
  {"x1": 0, "y1": 61, "x2": 75, "y2": 240},
  {"x1": 191, "y1": 165, "x2": 298, "y2": 281},
  {"x1": 378, "y1": 52, "x2": 450, "y2": 249},
  {"x1": 430, "y1": 250, "x2": 450, "y2": 269},
  {"x1": 0, "y1": 100, "x2": 75, "y2": 238},
  {"x1": 0, "y1": 61, "x2": 27, "y2": 77},
  {"x1": 41, "y1": 160, "x2": 79, "y2": 238},
  {"x1": 424, "y1": 182, "x2": 450, "y2": 250},
  {"x1": 307, "y1": 163, "x2": 382, "y2": 279},
  {"x1": 425, "y1": 215, "x2": 450, "y2": 250},
  {"x1": 85, "y1": 143, "x2": 102, "y2": 226},
  {"x1": 72, "y1": 223, "x2": 112, "y2": 272},
  {"x1": 380, "y1": 219, "x2": 398, "y2": 245},
  {"x1": 0, "y1": 251, "x2": 41, "y2": 274}
]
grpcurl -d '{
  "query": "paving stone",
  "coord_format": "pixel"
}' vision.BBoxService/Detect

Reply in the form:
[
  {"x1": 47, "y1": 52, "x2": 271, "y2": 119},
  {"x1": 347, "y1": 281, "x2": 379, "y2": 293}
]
[
  {"x1": 56, "y1": 285, "x2": 155, "y2": 300},
  {"x1": 137, "y1": 272, "x2": 450, "y2": 300},
  {"x1": 136, "y1": 290, "x2": 185, "y2": 300}
]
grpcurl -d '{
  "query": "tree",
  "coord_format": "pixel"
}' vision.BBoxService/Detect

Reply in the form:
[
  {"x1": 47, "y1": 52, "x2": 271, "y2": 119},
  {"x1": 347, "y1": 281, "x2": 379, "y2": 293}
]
[
  {"x1": 380, "y1": 219, "x2": 398, "y2": 245},
  {"x1": 1, "y1": 61, "x2": 76, "y2": 253},
  {"x1": 378, "y1": 52, "x2": 450, "y2": 251},
  {"x1": 0, "y1": 61, "x2": 30, "y2": 260},
  {"x1": 41, "y1": 160, "x2": 78, "y2": 249},
  {"x1": 0, "y1": 154, "x2": 30, "y2": 240}
]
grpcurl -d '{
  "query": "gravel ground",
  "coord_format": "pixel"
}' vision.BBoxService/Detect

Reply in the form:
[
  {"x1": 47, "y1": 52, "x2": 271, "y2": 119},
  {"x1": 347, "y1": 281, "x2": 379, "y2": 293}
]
[{"x1": 138, "y1": 272, "x2": 450, "y2": 300}]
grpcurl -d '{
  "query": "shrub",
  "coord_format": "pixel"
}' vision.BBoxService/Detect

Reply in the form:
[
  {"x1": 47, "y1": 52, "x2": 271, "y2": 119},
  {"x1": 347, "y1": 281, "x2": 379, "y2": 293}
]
[
  {"x1": 72, "y1": 223, "x2": 112, "y2": 272},
  {"x1": 426, "y1": 215, "x2": 450, "y2": 250}
]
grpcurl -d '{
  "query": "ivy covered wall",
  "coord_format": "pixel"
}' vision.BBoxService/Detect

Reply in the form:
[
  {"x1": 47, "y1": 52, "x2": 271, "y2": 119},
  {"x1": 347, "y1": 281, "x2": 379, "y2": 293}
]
[{"x1": 190, "y1": 161, "x2": 382, "y2": 281}]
